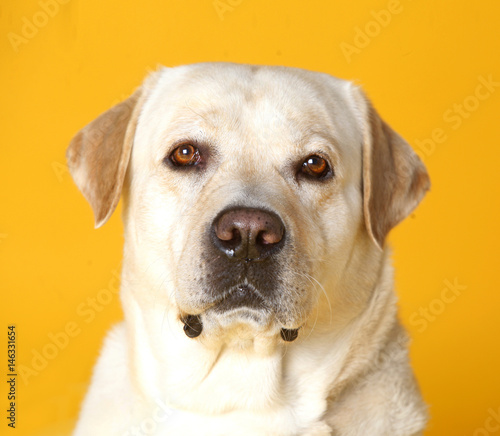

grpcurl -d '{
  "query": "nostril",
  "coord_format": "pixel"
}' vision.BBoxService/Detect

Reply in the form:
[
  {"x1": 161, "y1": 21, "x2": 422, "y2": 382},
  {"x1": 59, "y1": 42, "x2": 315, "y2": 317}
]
[
  {"x1": 257, "y1": 231, "x2": 275, "y2": 246},
  {"x1": 257, "y1": 228, "x2": 283, "y2": 245},
  {"x1": 216, "y1": 225, "x2": 234, "y2": 241},
  {"x1": 227, "y1": 229, "x2": 242, "y2": 249},
  {"x1": 215, "y1": 226, "x2": 242, "y2": 250},
  {"x1": 231, "y1": 229, "x2": 241, "y2": 244}
]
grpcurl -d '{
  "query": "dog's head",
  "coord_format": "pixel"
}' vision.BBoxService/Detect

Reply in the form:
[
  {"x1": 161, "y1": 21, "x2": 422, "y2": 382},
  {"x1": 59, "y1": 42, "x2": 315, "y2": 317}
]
[{"x1": 67, "y1": 63, "x2": 429, "y2": 343}]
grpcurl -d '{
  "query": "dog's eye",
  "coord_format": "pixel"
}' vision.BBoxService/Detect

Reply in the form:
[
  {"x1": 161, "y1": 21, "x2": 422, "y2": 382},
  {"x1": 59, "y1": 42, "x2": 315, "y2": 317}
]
[
  {"x1": 170, "y1": 144, "x2": 201, "y2": 167},
  {"x1": 300, "y1": 155, "x2": 331, "y2": 179}
]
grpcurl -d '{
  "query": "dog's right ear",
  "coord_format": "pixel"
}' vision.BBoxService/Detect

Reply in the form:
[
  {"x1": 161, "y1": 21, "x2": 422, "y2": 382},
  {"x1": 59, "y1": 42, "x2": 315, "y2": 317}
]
[{"x1": 66, "y1": 85, "x2": 148, "y2": 228}]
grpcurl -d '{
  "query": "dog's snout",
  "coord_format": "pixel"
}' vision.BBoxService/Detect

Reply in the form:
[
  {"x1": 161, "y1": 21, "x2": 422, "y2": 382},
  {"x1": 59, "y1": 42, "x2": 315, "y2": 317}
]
[{"x1": 213, "y1": 208, "x2": 285, "y2": 261}]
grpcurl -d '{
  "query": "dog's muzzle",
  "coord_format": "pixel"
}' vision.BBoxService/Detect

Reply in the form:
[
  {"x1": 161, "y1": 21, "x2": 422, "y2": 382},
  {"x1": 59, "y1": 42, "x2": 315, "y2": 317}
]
[{"x1": 180, "y1": 207, "x2": 300, "y2": 342}]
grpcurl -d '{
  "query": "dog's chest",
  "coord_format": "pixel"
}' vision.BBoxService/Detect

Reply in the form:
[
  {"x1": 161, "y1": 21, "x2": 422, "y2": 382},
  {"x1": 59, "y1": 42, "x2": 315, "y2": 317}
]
[
  {"x1": 129, "y1": 329, "x2": 334, "y2": 435},
  {"x1": 141, "y1": 407, "x2": 332, "y2": 436}
]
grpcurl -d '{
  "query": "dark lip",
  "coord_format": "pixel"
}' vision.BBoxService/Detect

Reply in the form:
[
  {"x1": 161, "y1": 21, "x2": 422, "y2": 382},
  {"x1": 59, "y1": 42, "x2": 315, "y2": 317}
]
[{"x1": 212, "y1": 284, "x2": 268, "y2": 313}]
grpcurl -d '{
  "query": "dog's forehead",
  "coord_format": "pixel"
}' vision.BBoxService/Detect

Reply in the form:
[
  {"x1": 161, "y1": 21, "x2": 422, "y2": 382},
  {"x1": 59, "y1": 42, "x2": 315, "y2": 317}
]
[{"x1": 138, "y1": 63, "x2": 362, "y2": 166}]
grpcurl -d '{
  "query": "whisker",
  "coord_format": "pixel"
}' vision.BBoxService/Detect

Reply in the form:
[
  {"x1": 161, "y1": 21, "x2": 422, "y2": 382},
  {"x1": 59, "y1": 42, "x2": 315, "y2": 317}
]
[{"x1": 297, "y1": 271, "x2": 333, "y2": 327}]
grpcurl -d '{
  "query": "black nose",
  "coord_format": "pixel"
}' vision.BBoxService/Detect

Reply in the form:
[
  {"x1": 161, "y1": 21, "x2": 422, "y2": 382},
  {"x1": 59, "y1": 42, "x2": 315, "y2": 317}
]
[{"x1": 212, "y1": 208, "x2": 285, "y2": 261}]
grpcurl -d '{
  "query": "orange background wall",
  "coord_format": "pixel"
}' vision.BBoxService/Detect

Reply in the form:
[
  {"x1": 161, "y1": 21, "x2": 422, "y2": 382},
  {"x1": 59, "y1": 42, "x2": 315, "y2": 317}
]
[{"x1": 1, "y1": 1, "x2": 499, "y2": 434}]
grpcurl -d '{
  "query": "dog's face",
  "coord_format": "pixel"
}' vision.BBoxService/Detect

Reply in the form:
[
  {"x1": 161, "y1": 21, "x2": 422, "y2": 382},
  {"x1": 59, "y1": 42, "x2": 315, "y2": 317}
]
[
  {"x1": 127, "y1": 65, "x2": 366, "y2": 332},
  {"x1": 67, "y1": 63, "x2": 429, "y2": 341}
]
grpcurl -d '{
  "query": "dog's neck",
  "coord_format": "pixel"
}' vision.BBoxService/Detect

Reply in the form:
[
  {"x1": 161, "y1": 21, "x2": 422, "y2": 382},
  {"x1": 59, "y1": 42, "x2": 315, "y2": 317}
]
[{"x1": 118, "y1": 245, "x2": 397, "y2": 425}]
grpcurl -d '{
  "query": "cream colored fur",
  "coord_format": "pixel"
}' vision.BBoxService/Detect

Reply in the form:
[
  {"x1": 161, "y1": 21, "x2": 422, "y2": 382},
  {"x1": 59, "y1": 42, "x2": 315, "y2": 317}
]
[{"x1": 68, "y1": 63, "x2": 429, "y2": 436}]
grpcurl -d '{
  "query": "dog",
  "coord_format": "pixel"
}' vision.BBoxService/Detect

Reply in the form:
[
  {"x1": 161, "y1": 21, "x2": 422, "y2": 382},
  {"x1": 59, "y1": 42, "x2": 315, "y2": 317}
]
[{"x1": 67, "y1": 62, "x2": 430, "y2": 436}]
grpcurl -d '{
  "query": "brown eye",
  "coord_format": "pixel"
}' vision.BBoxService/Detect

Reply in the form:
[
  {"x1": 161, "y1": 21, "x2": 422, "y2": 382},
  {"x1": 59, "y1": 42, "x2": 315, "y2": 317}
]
[
  {"x1": 301, "y1": 155, "x2": 331, "y2": 179},
  {"x1": 170, "y1": 144, "x2": 200, "y2": 167}
]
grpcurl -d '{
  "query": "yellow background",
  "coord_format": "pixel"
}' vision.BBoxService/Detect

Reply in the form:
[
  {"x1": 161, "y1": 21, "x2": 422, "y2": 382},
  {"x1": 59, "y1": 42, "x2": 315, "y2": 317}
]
[{"x1": 1, "y1": 0, "x2": 499, "y2": 434}]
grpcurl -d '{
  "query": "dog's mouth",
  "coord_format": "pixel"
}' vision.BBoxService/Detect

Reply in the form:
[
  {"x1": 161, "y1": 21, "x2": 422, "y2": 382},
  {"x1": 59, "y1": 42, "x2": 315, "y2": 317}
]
[
  {"x1": 213, "y1": 284, "x2": 267, "y2": 313},
  {"x1": 180, "y1": 284, "x2": 301, "y2": 342}
]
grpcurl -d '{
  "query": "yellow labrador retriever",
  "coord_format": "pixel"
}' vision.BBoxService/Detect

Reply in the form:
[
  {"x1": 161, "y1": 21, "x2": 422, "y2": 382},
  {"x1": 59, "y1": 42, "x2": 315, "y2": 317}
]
[{"x1": 67, "y1": 63, "x2": 429, "y2": 436}]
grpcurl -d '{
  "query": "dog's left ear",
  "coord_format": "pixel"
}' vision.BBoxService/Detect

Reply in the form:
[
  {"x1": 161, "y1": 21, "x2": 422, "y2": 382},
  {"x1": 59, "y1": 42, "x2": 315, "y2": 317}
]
[
  {"x1": 352, "y1": 87, "x2": 431, "y2": 248},
  {"x1": 66, "y1": 77, "x2": 155, "y2": 228}
]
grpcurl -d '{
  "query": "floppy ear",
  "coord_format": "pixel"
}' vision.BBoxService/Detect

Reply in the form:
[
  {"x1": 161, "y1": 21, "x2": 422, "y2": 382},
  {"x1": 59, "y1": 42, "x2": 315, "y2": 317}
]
[
  {"x1": 66, "y1": 87, "x2": 147, "y2": 228},
  {"x1": 356, "y1": 90, "x2": 430, "y2": 248}
]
